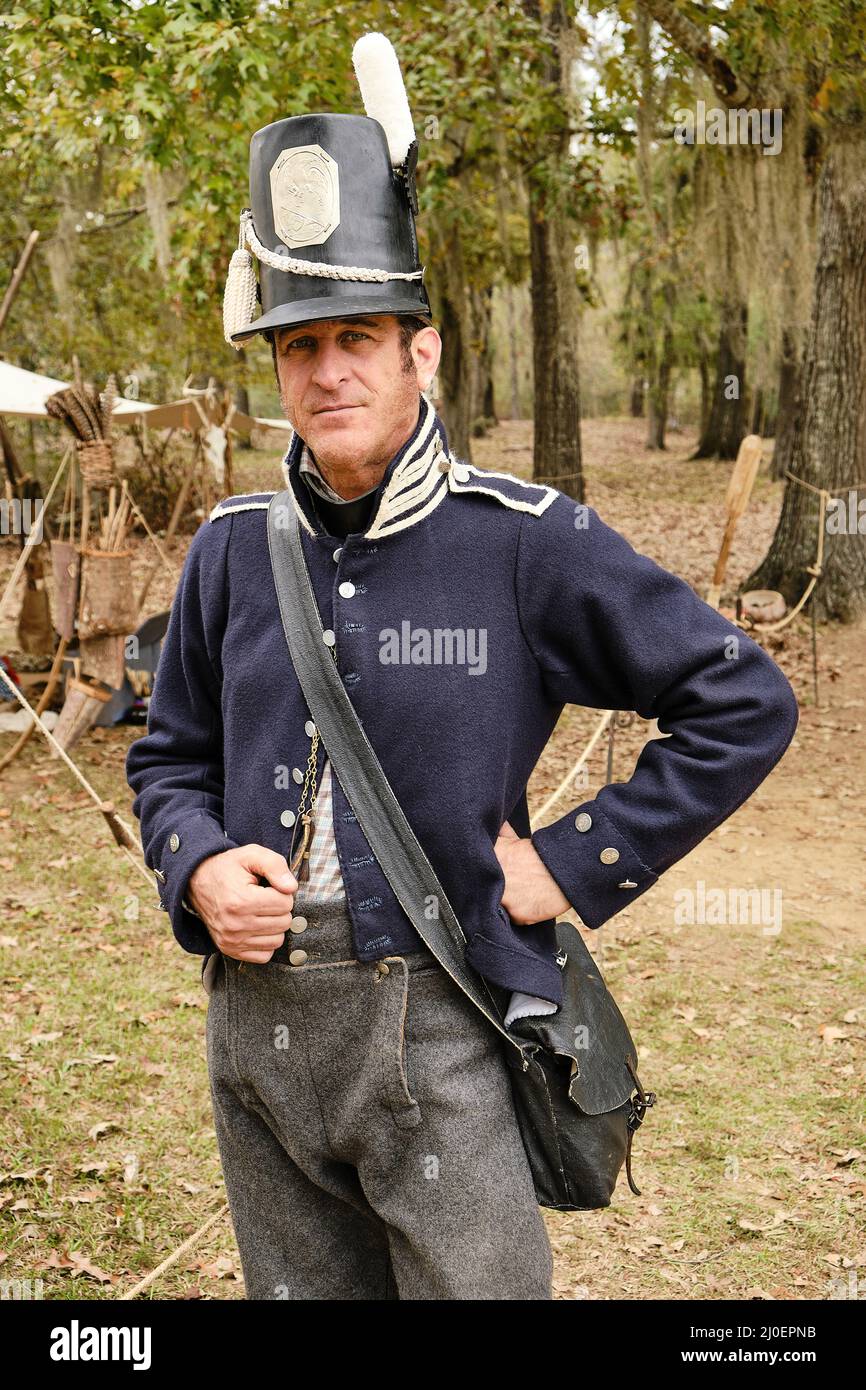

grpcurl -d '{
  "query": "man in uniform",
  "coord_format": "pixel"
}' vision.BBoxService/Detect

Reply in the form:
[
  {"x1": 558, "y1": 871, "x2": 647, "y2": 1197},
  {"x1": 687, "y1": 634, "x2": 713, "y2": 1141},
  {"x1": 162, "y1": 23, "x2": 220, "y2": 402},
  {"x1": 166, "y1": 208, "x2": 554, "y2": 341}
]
[{"x1": 126, "y1": 38, "x2": 798, "y2": 1300}]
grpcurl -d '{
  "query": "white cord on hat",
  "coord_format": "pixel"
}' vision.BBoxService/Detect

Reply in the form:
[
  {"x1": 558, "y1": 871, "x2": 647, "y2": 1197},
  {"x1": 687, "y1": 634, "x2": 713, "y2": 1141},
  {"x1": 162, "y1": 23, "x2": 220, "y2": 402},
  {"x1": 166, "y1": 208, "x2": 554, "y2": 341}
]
[
  {"x1": 242, "y1": 209, "x2": 423, "y2": 283},
  {"x1": 223, "y1": 208, "x2": 425, "y2": 348}
]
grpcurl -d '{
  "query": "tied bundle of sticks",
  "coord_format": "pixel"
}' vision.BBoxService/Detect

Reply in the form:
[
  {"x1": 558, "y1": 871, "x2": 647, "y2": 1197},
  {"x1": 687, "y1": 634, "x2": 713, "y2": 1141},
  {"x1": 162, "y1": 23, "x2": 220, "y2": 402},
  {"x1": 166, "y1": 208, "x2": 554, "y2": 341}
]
[
  {"x1": 45, "y1": 375, "x2": 139, "y2": 750},
  {"x1": 45, "y1": 375, "x2": 123, "y2": 551},
  {"x1": 97, "y1": 480, "x2": 132, "y2": 552}
]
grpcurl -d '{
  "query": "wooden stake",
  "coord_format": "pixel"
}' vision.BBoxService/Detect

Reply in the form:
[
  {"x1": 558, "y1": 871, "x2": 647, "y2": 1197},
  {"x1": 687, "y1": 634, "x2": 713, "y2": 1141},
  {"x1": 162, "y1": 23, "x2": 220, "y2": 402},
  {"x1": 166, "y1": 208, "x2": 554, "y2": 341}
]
[
  {"x1": 0, "y1": 230, "x2": 40, "y2": 336},
  {"x1": 706, "y1": 434, "x2": 764, "y2": 609}
]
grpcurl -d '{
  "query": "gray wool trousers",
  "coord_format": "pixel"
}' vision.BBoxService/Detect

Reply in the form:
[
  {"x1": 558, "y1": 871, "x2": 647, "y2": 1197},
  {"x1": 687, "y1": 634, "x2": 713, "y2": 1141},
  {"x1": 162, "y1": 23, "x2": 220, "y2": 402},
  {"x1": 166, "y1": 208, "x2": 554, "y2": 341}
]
[{"x1": 203, "y1": 898, "x2": 553, "y2": 1300}]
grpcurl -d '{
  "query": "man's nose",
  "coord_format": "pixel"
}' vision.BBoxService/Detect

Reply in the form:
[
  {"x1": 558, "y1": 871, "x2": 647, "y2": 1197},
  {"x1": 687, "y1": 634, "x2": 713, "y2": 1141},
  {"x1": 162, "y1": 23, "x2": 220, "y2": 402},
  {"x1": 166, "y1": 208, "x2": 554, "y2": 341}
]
[{"x1": 310, "y1": 340, "x2": 350, "y2": 391}]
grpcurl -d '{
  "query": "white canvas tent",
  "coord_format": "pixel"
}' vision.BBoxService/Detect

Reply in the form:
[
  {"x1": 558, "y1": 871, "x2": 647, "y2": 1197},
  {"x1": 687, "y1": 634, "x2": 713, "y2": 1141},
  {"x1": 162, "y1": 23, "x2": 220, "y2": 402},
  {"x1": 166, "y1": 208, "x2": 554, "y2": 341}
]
[{"x1": 0, "y1": 358, "x2": 292, "y2": 435}]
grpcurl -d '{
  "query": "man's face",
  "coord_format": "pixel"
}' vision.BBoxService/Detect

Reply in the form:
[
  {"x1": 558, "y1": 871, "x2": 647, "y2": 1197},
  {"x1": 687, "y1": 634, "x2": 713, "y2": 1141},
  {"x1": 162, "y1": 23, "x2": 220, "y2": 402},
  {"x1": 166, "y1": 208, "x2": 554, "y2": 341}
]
[{"x1": 272, "y1": 314, "x2": 441, "y2": 481}]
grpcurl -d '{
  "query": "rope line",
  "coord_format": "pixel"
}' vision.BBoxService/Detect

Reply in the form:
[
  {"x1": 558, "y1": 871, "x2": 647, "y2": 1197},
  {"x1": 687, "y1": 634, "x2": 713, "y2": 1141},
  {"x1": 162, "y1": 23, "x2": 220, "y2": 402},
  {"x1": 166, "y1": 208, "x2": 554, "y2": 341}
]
[
  {"x1": 118, "y1": 1203, "x2": 231, "y2": 1301},
  {"x1": 529, "y1": 710, "x2": 613, "y2": 828},
  {"x1": 0, "y1": 444, "x2": 71, "y2": 627},
  {"x1": 785, "y1": 469, "x2": 866, "y2": 497},
  {"x1": 746, "y1": 470, "x2": 837, "y2": 635},
  {"x1": 126, "y1": 487, "x2": 178, "y2": 583},
  {"x1": 0, "y1": 673, "x2": 153, "y2": 889}
]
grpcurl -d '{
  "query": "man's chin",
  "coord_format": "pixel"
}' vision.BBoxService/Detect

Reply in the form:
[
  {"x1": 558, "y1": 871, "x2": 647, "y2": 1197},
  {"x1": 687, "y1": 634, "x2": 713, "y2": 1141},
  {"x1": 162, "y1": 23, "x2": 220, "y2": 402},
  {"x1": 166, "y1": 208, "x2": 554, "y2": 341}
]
[{"x1": 305, "y1": 414, "x2": 373, "y2": 465}]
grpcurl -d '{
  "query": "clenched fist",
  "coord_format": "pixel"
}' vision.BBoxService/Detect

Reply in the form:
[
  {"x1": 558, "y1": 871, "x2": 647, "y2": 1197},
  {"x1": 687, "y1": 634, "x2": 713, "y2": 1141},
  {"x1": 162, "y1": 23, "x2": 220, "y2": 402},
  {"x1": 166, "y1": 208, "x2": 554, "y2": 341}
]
[{"x1": 187, "y1": 845, "x2": 299, "y2": 963}]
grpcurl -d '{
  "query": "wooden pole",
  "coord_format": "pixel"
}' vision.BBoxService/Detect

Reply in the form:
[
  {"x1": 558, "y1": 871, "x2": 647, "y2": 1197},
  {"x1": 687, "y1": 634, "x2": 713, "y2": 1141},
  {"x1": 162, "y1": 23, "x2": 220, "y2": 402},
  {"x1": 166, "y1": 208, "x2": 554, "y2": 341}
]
[
  {"x1": 706, "y1": 434, "x2": 764, "y2": 609},
  {"x1": 0, "y1": 230, "x2": 40, "y2": 335},
  {"x1": 166, "y1": 438, "x2": 198, "y2": 539}
]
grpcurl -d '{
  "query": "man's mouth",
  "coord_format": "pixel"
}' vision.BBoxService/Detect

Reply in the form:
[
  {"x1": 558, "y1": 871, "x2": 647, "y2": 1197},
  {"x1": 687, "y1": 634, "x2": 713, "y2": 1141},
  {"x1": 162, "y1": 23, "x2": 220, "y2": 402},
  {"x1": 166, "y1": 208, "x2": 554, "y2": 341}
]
[{"x1": 313, "y1": 404, "x2": 363, "y2": 414}]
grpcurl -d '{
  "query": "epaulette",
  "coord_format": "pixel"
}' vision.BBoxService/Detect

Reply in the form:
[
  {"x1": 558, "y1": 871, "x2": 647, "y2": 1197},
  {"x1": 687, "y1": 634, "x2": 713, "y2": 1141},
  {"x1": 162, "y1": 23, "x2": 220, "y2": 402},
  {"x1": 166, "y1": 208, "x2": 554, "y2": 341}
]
[
  {"x1": 209, "y1": 491, "x2": 277, "y2": 522},
  {"x1": 445, "y1": 460, "x2": 558, "y2": 516}
]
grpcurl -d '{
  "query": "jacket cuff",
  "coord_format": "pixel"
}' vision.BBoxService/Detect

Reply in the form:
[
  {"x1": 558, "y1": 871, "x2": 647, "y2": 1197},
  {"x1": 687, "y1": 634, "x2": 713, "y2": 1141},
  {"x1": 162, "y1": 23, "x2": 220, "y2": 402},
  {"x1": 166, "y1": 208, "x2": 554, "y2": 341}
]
[
  {"x1": 151, "y1": 811, "x2": 240, "y2": 955},
  {"x1": 531, "y1": 802, "x2": 657, "y2": 931}
]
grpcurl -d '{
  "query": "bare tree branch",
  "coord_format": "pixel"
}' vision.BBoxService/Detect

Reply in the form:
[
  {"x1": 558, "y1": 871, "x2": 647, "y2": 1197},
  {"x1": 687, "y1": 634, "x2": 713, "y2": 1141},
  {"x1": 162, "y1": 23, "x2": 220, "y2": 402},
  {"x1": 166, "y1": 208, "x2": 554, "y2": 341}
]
[{"x1": 637, "y1": 0, "x2": 755, "y2": 107}]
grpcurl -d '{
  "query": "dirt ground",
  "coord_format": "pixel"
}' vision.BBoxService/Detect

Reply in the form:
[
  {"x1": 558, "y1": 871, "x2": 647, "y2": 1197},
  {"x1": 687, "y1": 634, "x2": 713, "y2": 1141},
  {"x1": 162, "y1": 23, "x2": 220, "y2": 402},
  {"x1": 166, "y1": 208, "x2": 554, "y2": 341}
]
[{"x1": 0, "y1": 417, "x2": 863, "y2": 1301}]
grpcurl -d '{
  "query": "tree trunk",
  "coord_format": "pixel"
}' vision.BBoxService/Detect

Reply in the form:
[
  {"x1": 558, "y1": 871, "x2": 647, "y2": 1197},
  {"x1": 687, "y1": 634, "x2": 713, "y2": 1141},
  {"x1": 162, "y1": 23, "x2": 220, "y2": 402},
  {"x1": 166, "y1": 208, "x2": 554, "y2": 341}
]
[
  {"x1": 506, "y1": 286, "x2": 522, "y2": 420},
  {"x1": 481, "y1": 302, "x2": 495, "y2": 423},
  {"x1": 469, "y1": 283, "x2": 495, "y2": 434},
  {"x1": 746, "y1": 141, "x2": 866, "y2": 621},
  {"x1": 490, "y1": 121, "x2": 523, "y2": 423},
  {"x1": 693, "y1": 300, "x2": 748, "y2": 459},
  {"x1": 749, "y1": 386, "x2": 764, "y2": 436},
  {"x1": 769, "y1": 326, "x2": 802, "y2": 480},
  {"x1": 646, "y1": 329, "x2": 673, "y2": 449},
  {"x1": 429, "y1": 215, "x2": 474, "y2": 463},
  {"x1": 528, "y1": 193, "x2": 583, "y2": 498},
  {"x1": 633, "y1": 8, "x2": 678, "y2": 451},
  {"x1": 525, "y1": 0, "x2": 584, "y2": 500},
  {"x1": 698, "y1": 343, "x2": 711, "y2": 437}
]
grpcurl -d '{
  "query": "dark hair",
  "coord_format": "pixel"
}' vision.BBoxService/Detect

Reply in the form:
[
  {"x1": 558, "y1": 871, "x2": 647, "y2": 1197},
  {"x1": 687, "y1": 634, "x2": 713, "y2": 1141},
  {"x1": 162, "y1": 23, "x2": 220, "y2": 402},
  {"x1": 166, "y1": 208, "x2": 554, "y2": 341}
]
[{"x1": 269, "y1": 313, "x2": 433, "y2": 378}]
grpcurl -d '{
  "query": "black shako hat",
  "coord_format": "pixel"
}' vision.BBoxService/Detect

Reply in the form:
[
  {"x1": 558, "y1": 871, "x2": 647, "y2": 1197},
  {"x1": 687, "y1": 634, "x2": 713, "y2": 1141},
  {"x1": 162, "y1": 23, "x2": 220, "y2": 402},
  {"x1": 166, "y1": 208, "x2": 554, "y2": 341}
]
[{"x1": 223, "y1": 32, "x2": 431, "y2": 347}]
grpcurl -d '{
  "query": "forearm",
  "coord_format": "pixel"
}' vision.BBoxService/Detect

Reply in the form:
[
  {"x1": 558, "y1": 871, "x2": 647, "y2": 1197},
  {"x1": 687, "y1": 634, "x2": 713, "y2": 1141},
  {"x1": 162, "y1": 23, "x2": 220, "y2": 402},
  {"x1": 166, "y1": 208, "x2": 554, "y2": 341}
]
[{"x1": 516, "y1": 498, "x2": 799, "y2": 928}]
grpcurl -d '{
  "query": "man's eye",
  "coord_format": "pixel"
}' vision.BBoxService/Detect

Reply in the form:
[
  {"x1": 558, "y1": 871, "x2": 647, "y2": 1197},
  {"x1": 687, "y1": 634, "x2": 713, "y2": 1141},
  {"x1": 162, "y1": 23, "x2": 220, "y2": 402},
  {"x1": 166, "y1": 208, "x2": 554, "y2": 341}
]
[{"x1": 282, "y1": 332, "x2": 368, "y2": 351}]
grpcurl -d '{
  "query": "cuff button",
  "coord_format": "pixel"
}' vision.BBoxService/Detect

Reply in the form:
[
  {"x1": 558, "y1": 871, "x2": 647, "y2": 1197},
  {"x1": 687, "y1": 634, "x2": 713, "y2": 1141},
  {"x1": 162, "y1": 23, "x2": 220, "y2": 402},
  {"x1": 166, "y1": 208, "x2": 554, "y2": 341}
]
[
  {"x1": 169, "y1": 833, "x2": 180, "y2": 852},
  {"x1": 574, "y1": 813, "x2": 592, "y2": 832},
  {"x1": 600, "y1": 847, "x2": 620, "y2": 864},
  {"x1": 618, "y1": 879, "x2": 637, "y2": 889}
]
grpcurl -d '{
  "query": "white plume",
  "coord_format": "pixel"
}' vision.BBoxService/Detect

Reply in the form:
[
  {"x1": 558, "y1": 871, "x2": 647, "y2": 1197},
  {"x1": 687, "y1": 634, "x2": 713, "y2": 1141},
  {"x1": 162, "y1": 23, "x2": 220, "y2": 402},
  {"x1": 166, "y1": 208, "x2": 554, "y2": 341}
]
[{"x1": 352, "y1": 31, "x2": 416, "y2": 166}]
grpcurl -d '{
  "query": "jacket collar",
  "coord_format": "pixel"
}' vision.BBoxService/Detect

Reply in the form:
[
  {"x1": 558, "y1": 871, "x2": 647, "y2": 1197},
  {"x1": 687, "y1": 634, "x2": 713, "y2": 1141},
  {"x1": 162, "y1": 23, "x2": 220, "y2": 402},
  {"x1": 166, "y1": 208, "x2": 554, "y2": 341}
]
[{"x1": 280, "y1": 394, "x2": 454, "y2": 541}]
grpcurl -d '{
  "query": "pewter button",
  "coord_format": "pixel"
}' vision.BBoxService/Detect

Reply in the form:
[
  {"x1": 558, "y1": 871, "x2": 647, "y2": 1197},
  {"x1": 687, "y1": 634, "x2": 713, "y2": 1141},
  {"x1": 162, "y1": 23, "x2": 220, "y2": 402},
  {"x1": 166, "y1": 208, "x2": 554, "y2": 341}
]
[
  {"x1": 292, "y1": 767, "x2": 304, "y2": 784},
  {"x1": 333, "y1": 547, "x2": 342, "y2": 562},
  {"x1": 375, "y1": 961, "x2": 390, "y2": 976},
  {"x1": 338, "y1": 581, "x2": 356, "y2": 598},
  {"x1": 574, "y1": 813, "x2": 592, "y2": 833},
  {"x1": 437, "y1": 456, "x2": 451, "y2": 473},
  {"x1": 169, "y1": 833, "x2": 180, "y2": 852},
  {"x1": 290, "y1": 916, "x2": 308, "y2": 934},
  {"x1": 289, "y1": 949, "x2": 308, "y2": 966},
  {"x1": 323, "y1": 629, "x2": 336, "y2": 646},
  {"x1": 305, "y1": 719, "x2": 316, "y2": 737},
  {"x1": 600, "y1": 847, "x2": 620, "y2": 865},
  {"x1": 280, "y1": 809, "x2": 296, "y2": 828}
]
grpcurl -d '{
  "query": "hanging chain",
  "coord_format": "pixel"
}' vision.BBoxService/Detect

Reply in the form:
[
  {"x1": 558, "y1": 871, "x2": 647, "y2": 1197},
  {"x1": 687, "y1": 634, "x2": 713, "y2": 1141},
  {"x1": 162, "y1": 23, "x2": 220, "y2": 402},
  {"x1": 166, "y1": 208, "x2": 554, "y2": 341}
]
[
  {"x1": 297, "y1": 729, "x2": 320, "y2": 816},
  {"x1": 289, "y1": 729, "x2": 320, "y2": 881}
]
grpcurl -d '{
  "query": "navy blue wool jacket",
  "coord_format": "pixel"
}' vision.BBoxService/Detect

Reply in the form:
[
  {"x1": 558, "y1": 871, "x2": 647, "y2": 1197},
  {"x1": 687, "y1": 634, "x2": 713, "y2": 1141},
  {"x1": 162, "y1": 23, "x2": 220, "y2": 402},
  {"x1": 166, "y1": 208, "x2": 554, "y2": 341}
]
[{"x1": 125, "y1": 396, "x2": 799, "y2": 1004}]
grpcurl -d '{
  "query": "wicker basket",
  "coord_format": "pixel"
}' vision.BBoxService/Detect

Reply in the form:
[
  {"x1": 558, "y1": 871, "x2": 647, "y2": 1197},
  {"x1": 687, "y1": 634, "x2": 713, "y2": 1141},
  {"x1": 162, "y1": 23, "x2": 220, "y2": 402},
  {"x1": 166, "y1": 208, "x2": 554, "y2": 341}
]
[
  {"x1": 76, "y1": 440, "x2": 116, "y2": 488},
  {"x1": 78, "y1": 548, "x2": 137, "y2": 640}
]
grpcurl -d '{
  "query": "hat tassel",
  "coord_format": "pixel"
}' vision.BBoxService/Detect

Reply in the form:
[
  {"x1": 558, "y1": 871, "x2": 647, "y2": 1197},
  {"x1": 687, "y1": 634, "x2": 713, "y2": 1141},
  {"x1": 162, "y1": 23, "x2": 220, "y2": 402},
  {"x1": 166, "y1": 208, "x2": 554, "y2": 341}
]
[{"x1": 222, "y1": 217, "x2": 258, "y2": 348}]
